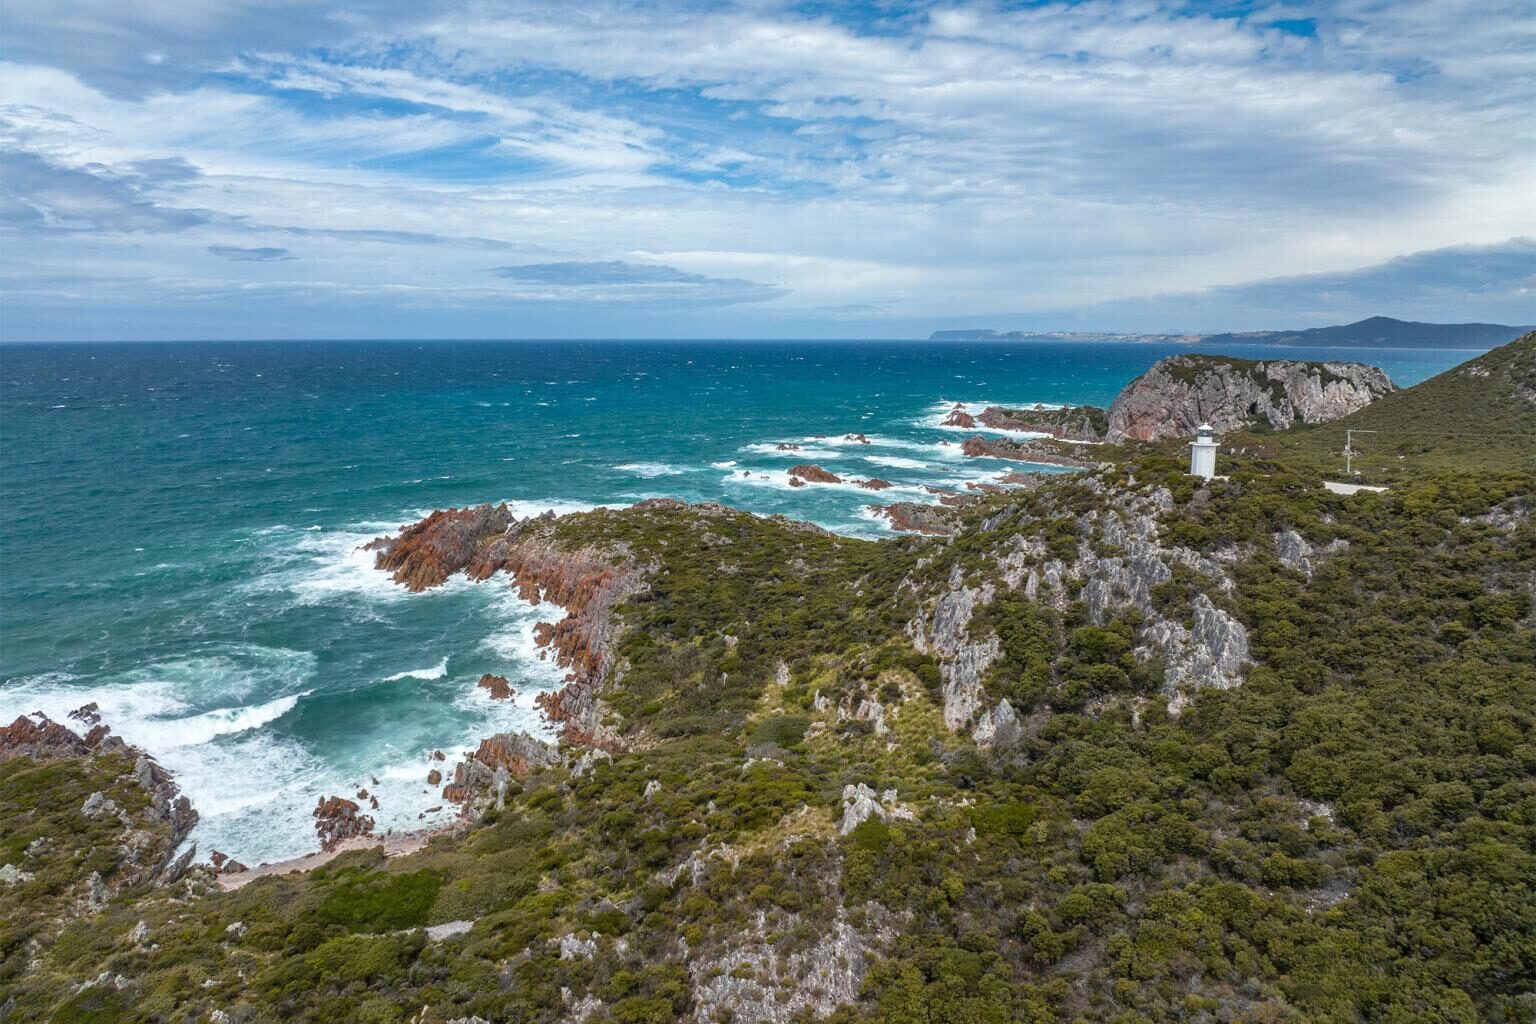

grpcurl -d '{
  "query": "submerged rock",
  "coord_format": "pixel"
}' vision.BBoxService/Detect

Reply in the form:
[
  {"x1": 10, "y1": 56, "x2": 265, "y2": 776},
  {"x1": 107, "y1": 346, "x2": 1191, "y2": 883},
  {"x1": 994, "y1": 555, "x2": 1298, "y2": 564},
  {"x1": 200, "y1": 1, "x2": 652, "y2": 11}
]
[
  {"x1": 787, "y1": 463, "x2": 842, "y2": 484},
  {"x1": 476, "y1": 673, "x2": 515, "y2": 701}
]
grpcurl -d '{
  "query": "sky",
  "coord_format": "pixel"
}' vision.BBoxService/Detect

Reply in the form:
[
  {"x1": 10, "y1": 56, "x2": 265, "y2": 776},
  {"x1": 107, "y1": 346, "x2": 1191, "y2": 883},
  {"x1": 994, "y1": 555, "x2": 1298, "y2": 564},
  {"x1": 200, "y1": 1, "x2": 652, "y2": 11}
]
[{"x1": 1, "y1": 0, "x2": 1533, "y2": 340}]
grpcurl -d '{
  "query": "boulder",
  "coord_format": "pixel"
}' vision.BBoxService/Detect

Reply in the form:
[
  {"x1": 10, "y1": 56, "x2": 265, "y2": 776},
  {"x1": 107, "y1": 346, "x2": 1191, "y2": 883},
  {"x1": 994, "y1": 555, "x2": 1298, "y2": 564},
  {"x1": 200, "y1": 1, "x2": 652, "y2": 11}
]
[
  {"x1": 788, "y1": 464, "x2": 842, "y2": 484},
  {"x1": 477, "y1": 673, "x2": 515, "y2": 701}
]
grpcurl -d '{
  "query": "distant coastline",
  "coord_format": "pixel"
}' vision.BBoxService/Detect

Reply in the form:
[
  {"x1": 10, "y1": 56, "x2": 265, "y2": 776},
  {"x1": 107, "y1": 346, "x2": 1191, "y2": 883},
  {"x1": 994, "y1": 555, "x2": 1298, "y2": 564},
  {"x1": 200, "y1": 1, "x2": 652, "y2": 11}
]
[{"x1": 929, "y1": 315, "x2": 1534, "y2": 350}]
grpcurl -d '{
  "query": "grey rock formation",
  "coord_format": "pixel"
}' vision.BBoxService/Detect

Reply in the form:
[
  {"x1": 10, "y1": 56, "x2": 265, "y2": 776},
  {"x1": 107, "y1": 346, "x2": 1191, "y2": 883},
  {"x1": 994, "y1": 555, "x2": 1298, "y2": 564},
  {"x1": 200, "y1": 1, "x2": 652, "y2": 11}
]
[
  {"x1": 1106, "y1": 356, "x2": 1394, "y2": 442},
  {"x1": 908, "y1": 566, "x2": 999, "y2": 732},
  {"x1": 1139, "y1": 594, "x2": 1251, "y2": 714},
  {"x1": 972, "y1": 700, "x2": 1023, "y2": 748},
  {"x1": 687, "y1": 909, "x2": 887, "y2": 1024},
  {"x1": 840, "y1": 784, "x2": 886, "y2": 834}
]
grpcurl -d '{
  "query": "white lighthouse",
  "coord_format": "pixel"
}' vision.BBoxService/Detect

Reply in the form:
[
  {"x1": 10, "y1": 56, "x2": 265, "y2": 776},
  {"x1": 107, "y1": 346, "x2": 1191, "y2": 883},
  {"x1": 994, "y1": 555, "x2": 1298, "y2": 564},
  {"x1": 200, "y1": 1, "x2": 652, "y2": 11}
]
[{"x1": 1190, "y1": 423, "x2": 1218, "y2": 480}]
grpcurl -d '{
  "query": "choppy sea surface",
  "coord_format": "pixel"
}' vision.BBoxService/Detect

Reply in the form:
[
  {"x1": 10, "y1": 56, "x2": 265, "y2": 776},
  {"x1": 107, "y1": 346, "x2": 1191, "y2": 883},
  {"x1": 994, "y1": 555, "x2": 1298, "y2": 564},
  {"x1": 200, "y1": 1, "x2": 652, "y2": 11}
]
[{"x1": 0, "y1": 339, "x2": 1470, "y2": 862}]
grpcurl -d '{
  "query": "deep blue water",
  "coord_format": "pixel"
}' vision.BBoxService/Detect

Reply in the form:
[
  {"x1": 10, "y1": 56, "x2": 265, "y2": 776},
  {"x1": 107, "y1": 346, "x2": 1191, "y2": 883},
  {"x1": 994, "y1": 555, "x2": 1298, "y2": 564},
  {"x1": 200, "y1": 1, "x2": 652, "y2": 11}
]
[{"x1": 0, "y1": 339, "x2": 1471, "y2": 861}]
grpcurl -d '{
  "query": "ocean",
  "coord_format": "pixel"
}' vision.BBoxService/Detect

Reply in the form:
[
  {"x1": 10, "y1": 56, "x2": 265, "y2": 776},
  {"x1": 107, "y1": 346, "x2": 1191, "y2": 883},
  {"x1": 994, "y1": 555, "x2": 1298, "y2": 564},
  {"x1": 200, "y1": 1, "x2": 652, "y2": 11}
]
[{"x1": 0, "y1": 339, "x2": 1471, "y2": 863}]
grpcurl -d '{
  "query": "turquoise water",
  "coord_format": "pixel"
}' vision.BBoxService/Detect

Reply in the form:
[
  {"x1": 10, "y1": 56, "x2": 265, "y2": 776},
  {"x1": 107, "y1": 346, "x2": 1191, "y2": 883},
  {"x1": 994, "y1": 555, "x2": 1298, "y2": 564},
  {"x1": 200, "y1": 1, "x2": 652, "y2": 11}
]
[{"x1": 0, "y1": 340, "x2": 1470, "y2": 861}]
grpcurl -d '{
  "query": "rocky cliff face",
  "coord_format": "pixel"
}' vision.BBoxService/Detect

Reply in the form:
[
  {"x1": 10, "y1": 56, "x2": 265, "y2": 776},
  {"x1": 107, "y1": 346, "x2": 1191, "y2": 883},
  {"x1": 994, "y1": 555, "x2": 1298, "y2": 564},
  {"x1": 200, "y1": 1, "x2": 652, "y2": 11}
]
[
  {"x1": 1105, "y1": 355, "x2": 1395, "y2": 442},
  {"x1": 369, "y1": 503, "x2": 652, "y2": 751}
]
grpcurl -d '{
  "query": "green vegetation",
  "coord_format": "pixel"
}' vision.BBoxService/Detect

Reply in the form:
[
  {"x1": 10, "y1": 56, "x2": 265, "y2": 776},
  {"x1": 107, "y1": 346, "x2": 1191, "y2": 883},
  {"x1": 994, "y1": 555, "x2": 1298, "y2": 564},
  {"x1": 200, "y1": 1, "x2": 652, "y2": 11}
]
[
  {"x1": 3, "y1": 340, "x2": 1533, "y2": 1023},
  {"x1": 1233, "y1": 330, "x2": 1536, "y2": 481}
]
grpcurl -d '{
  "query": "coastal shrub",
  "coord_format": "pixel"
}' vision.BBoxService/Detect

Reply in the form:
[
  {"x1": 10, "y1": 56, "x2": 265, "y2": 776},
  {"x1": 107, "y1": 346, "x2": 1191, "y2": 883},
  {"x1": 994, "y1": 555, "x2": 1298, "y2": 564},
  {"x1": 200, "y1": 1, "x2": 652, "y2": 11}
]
[
  {"x1": 314, "y1": 869, "x2": 442, "y2": 932},
  {"x1": 749, "y1": 714, "x2": 810, "y2": 749}
]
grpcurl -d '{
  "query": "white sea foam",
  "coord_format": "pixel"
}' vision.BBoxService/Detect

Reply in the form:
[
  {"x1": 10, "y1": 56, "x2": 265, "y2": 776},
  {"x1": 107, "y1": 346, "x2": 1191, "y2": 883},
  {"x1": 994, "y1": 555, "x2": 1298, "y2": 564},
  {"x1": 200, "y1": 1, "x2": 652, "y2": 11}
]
[
  {"x1": 864, "y1": 454, "x2": 933, "y2": 471},
  {"x1": 721, "y1": 468, "x2": 931, "y2": 499},
  {"x1": 615, "y1": 462, "x2": 687, "y2": 478},
  {"x1": 711, "y1": 460, "x2": 737, "y2": 469},
  {"x1": 741, "y1": 442, "x2": 844, "y2": 459},
  {"x1": 383, "y1": 658, "x2": 449, "y2": 682}
]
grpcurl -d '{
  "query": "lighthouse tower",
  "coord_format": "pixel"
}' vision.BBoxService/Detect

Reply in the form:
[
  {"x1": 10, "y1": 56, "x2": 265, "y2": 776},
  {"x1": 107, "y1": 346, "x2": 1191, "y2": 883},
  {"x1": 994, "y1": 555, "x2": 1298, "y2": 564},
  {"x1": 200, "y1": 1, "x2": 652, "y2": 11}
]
[{"x1": 1190, "y1": 423, "x2": 1218, "y2": 480}]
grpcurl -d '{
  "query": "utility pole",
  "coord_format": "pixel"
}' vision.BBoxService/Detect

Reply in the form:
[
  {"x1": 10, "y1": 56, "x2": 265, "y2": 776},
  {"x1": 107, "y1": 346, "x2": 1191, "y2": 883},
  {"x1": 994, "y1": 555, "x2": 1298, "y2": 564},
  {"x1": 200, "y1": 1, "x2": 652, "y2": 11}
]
[{"x1": 1344, "y1": 429, "x2": 1377, "y2": 476}]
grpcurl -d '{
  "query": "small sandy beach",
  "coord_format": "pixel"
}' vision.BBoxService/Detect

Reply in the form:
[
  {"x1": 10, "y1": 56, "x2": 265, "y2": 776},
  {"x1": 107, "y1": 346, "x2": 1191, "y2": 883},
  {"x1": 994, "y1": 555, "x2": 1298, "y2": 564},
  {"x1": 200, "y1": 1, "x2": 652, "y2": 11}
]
[{"x1": 216, "y1": 824, "x2": 457, "y2": 890}]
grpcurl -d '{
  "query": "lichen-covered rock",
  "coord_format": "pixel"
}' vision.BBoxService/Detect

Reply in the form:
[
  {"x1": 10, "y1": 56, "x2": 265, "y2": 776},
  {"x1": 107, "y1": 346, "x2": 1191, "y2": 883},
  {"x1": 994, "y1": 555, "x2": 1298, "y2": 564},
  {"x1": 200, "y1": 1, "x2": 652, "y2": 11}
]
[{"x1": 1106, "y1": 355, "x2": 1395, "y2": 442}]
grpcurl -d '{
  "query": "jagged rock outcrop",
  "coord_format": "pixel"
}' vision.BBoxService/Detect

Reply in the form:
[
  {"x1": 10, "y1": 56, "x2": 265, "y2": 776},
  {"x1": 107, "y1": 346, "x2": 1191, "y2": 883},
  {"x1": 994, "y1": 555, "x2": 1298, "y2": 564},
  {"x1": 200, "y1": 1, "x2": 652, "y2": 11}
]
[
  {"x1": 687, "y1": 907, "x2": 891, "y2": 1024},
  {"x1": 908, "y1": 566, "x2": 999, "y2": 732},
  {"x1": 476, "y1": 673, "x2": 514, "y2": 701},
  {"x1": 910, "y1": 479, "x2": 1253, "y2": 725},
  {"x1": 441, "y1": 731, "x2": 558, "y2": 813},
  {"x1": 977, "y1": 404, "x2": 1106, "y2": 442},
  {"x1": 313, "y1": 796, "x2": 374, "y2": 851},
  {"x1": 369, "y1": 503, "x2": 654, "y2": 750},
  {"x1": 1106, "y1": 355, "x2": 1395, "y2": 442},
  {"x1": 870, "y1": 502, "x2": 960, "y2": 536},
  {"x1": 960, "y1": 436, "x2": 1099, "y2": 469},
  {"x1": 2, "y1": 711, "x2": 199, "y2": 893},
  {"x1": 787, "y1": 464, "x2": 842, "y2": 484},
  {"x1": 0, "y1": 714, "x2": 93, "y2": 760},
  {"x1": 1139, "y1": 594, "x2": 1251, "y2": 716},
  {"x1": 942, "y1": 404, "x2": 976, "y2": 428}
]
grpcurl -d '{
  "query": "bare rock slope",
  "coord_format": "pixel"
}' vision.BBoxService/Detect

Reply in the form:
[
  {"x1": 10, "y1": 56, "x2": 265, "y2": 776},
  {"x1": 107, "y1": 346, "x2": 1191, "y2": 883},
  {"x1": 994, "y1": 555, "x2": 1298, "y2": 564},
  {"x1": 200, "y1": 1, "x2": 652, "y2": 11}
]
[{"x1": 1106, "y1": 355, "x2": 1395, "y2": 442}]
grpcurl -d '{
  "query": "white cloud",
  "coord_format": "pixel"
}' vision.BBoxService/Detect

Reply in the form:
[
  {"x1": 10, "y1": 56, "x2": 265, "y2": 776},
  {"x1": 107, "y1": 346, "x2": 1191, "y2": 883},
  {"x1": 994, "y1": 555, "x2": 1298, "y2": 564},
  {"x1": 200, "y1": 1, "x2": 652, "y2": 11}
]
[{"x1": 0, "y1": 0, "x2": 1533, "y2": 338}]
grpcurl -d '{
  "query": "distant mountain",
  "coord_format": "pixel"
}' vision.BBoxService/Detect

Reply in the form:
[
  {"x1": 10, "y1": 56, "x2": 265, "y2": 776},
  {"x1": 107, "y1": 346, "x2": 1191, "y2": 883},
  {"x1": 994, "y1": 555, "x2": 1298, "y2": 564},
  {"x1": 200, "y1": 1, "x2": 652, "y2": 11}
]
[
  {"x1": 1197, "y1": 316, "x2": 1533, "y2": 350},
  {"x1": 927, "y1": 329, "x2": 1202, "y2": 343},
  {"x1": 929, "y1": 317, "x2": 1533, "y2": 349}
]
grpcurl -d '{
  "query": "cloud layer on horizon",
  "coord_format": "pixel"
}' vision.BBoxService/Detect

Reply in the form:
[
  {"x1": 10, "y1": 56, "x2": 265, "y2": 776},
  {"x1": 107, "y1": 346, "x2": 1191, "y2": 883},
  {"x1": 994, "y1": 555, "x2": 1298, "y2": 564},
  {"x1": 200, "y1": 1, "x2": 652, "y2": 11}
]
[{"x1": 1, "y1": 0, "x2": 1532, "y2": 339}]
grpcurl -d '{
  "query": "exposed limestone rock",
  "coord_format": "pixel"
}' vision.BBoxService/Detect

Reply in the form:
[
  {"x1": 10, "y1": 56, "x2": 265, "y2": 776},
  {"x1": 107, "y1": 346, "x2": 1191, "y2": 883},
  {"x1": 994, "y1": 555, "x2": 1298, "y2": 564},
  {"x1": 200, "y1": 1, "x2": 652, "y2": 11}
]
[
  {"x1": 557, "y1": 932, "x2": 600, "y2": 960},
  {"x1": 908, "y1": 566, "x2": 998, "y2": 732},
  {"x1": 81, "y1": 791, "x2": 118, "y2": 819},
  {"x1": 643, "y1": 779, "x2": 662, "y2": 799},
  {"x1": 686, "y1": 908, "x2": 889, "y2": 1024},
  {"x1": 839, "y1": 784, "x2": 914, "y2": 834},
  {"x1": 972, "y1": 700, "x2": 1023, "y2": 748},
  {"x1": 569, "y1": 748, "x2": 612, "y2": 778},
  {"x1": 1106, "y1": 355, "x2": 1395, "y2": 442},
  {"x1": 1140, "y1": 594, "x2": 1252, "y2": 715},
  {"x1": 840, "y1": 783, "x2": 886, "y2": 834},
  {"x1": 1274, "y1": 529, "x2": 1348, "y2": 578},
  {"x1": 0, "y1": 863, "x2": 34, "y2": 885}
]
